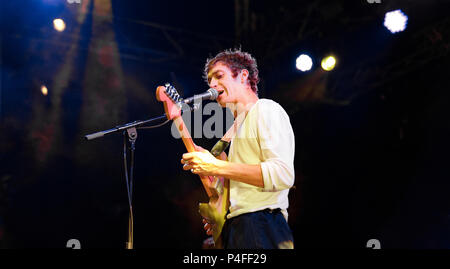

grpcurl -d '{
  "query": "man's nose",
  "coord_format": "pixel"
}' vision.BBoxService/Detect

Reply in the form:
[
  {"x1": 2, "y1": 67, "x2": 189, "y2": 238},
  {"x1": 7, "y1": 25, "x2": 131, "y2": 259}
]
[{"x1": 209, "y1": 78, "x2": 218, "y2": 88}]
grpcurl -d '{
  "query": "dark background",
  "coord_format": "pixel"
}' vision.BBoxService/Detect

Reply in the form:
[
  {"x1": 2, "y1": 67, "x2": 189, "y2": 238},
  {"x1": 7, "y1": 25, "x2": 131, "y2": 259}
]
[{"x1": 1, "y1": 0, "x2": 450, "y2": 249}]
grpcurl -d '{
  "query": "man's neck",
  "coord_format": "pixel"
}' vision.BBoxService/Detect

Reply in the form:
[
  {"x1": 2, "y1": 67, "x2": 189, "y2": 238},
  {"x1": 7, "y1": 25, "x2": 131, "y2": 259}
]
[{"x1": 229, "y1": 91, "x2": 259, "y2": 119}]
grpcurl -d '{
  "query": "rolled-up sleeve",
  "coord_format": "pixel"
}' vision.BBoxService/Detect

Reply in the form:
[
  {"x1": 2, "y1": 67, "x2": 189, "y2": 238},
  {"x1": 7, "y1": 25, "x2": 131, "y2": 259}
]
[{"x1": 257, "y1": 101, "x2": 295, "y2": 192}]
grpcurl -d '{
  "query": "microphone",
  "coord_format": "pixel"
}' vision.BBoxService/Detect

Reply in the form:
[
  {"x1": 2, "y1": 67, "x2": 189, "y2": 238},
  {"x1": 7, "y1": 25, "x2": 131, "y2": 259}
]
[{"x1": 183, "y1": 88, "x2": 219, "y2": 104}]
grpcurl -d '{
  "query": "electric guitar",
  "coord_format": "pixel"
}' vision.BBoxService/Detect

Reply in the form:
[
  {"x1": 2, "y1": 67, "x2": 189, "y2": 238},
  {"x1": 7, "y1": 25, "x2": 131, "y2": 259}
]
[{"x1": 156, "y1": 83, "x2": 230, "y2": 248}]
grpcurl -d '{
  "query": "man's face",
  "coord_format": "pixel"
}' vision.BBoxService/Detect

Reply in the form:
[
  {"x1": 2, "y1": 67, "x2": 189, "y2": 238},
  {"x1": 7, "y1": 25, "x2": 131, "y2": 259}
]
[{"x1": 207, "y1": 62, "x2": 243, "y2": 107}]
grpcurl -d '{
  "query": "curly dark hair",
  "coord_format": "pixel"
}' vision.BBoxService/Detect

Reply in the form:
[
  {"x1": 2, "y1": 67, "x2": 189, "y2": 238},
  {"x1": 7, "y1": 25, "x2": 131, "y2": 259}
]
[{"x1": 204, "y1": 48, "x2": 259, "y2": 95}]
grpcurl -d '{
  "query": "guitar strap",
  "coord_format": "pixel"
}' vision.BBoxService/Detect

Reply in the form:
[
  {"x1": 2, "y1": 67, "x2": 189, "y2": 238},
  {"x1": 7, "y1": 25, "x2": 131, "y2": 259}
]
[
  {"x1": 210, "y1": 108, "x2": 247, "y2": 157},
  {"x1": 210, "y1": 139, "x2": 230, "y2": 157}
]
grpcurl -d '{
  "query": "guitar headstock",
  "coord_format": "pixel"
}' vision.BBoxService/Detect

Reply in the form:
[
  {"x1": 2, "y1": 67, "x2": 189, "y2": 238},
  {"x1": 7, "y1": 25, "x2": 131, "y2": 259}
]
[{"x1": 156, "y1": 83, "x2": 183, "y2": 120}]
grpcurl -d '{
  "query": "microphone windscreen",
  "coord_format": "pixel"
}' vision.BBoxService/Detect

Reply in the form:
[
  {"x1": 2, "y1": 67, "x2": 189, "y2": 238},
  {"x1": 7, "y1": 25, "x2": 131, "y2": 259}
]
[{"x1": 207, "y1": 88, "x2": 219, "y2": 100}]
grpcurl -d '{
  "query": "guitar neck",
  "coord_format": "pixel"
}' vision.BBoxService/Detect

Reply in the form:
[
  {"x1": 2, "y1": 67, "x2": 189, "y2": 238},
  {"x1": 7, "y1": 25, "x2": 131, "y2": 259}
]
[
  {"x1": 173, "y1": 116, "x2": 213, "y2": 197},
  {"x1": 173, "y1": 117, "x2": 196, "y2": 152}
]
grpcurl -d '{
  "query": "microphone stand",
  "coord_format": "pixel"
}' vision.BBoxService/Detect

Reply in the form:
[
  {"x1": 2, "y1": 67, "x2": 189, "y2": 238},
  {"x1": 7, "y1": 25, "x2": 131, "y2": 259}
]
[
  {"x1": 84, "y1": 114, "x2": 168, "y2": 249},
  {"x1": 84, "y1": 115, "x2": 167, "y2": 141}
]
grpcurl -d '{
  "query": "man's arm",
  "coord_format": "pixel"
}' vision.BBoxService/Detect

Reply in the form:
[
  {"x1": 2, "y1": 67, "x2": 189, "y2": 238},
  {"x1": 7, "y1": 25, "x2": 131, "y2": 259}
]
[
  {"x1": 182, "y1": 101, "x2": 294, "y2": 190},
  {"x1": 181, "y1": 151, "x2": 264, "y2": 188},
  {"x1": 215, "y1": 160, "x2": 263, "y2": 188}
]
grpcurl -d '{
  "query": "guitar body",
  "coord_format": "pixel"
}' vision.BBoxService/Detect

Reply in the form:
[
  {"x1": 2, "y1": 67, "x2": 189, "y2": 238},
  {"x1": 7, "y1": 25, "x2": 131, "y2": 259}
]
[{"x1": 156, "y1": 84, "x2": 229, "y2": 248}]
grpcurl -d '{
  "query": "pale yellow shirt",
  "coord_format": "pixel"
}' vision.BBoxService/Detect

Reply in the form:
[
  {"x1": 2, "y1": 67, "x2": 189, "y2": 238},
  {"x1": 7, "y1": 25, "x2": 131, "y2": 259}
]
[{"x1": 227, "y1": 99, "x2": 295, "y2": 220}]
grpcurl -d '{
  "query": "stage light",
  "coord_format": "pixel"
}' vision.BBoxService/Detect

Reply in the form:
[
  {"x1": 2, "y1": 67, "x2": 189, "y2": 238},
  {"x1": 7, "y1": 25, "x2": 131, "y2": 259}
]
[
  {"x1": 321, "y1": 55, "x2": 336, "y2": 71},
  {"x1": 53, "y1": 18, "x2": 66, "y2": 32},
  {"x1": 41, "y1": 85, "x2": 48, "y2": 96},
  {"x1": 384, "y1": 9, "x2": 408, "y2": 33},
  {"x1": 296, "y1": 54, "x2": 313, "y2": 72}
]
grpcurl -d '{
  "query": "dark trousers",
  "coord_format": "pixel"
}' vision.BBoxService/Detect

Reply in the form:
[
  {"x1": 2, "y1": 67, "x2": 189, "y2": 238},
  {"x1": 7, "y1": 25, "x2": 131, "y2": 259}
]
[{"x1": 222, "y1": 209, "x2": 294, "y2": 249}]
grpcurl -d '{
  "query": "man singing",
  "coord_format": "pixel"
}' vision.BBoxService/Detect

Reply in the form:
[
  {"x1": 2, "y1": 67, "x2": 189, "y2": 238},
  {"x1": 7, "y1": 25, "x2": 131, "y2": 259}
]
[{"x1": 181, "y1": 49, "x2": 295, "y2": 249}]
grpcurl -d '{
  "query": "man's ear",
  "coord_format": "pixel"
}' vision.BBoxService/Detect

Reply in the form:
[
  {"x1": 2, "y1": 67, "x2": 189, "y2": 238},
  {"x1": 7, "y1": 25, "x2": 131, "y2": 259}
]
[{"x1": 240, "y1": 69, "x2": 249, "y2": 84}]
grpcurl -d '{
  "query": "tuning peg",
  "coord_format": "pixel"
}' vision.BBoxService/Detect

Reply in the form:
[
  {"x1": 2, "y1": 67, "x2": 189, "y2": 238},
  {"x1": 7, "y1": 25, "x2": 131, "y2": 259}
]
[{"x1": 162, "y1": 83, "x2": 183, "y2": 103}]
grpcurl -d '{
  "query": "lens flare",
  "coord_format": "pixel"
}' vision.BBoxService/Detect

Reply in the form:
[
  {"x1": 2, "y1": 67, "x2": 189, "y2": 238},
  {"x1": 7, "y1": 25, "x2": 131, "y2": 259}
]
[
  {"x1": 321, "y1": 55, "x2": 336, "y2": 71},
  {"x1": 384, "y1": 10, "x2": 408, "y2": 34},
  {"x1": 53, "y1": 18, "x2": 66, "y2": 32},
  {"x1": 296, "y1": 54, "x2": 313, "y2": 72},
  {"x1": 41, "y1": 85, "x2": 48, "y2": 96}
]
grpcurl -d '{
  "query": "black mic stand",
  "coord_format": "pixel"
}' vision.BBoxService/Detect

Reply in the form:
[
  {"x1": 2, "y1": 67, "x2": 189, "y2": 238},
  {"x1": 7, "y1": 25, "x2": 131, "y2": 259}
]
[
  {"x1": 84, "y1": 102, "x2": 199, "y2": 249},
  {"x1": 123, "y1": 127, "x2": 136, "y2": 249},
  {"x1": 84, "y1": 114, "x2": 169, "y2": 249}
]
